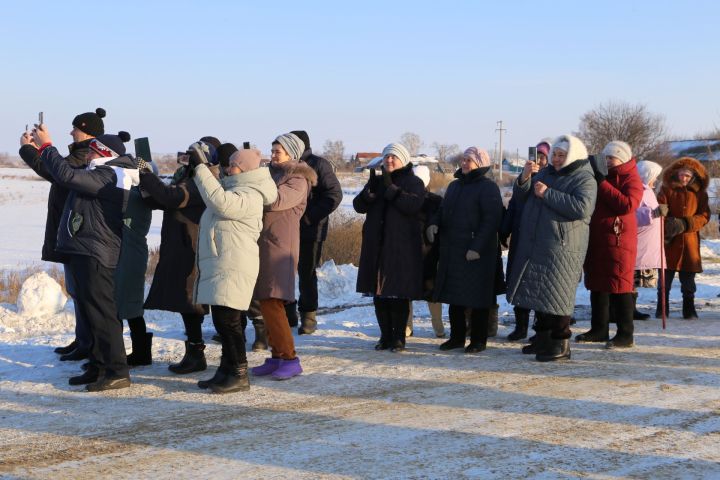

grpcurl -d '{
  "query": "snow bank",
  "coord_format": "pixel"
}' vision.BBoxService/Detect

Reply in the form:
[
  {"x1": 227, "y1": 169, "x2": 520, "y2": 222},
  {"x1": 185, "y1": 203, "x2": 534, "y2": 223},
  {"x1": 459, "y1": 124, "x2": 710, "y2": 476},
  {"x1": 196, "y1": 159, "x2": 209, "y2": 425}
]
[
  {"x1": 314, "y1": 260, "x2": 371, "y2": 309},
  {"x1": 17, "y1": 271, "x2": 67, "y2": 316}
]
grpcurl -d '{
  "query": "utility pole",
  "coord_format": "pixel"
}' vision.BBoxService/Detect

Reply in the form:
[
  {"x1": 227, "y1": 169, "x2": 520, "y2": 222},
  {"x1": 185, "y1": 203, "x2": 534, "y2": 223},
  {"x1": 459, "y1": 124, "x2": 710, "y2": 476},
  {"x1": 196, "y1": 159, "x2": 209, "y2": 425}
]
[{"x1": 496, "y1": 120, "x2": 506, "y2": 180}]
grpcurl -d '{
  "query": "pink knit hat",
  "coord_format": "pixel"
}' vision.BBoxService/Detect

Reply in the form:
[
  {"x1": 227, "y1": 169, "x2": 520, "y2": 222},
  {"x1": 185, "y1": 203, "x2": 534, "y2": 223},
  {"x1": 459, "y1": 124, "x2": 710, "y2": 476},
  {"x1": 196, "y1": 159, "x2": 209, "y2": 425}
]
[{"x1": 463, "y1": 146, "x2": 491, "y2": 168}]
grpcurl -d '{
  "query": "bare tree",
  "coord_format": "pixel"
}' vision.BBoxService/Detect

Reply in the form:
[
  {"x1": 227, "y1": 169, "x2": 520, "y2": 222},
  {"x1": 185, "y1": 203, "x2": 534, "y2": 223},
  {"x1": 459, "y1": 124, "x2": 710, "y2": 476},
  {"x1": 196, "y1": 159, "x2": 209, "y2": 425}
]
[
  {"x1": 432, "y1": 142, "x2": 460, "y2": 163},
  {"x1": 400, "y1": 132, "x2": 423, "y2": 156},
  {"x1": 322, "y1": 140, "x2": 345, "y2": 167},
  {"x1": 576, "y1": 101, "x2": 667, "y2": 158}
]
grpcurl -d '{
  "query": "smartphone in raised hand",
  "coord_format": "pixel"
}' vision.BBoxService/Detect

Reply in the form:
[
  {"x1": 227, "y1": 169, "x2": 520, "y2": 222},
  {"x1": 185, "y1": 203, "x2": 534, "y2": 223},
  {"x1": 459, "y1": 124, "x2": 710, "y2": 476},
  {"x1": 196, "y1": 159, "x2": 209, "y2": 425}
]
[
  {"x1": 528, "y1": 146, "x2": 538, "y2": 164},
  {"x1": 38, "y1": 112, "x2": 44, "y2": 126}
]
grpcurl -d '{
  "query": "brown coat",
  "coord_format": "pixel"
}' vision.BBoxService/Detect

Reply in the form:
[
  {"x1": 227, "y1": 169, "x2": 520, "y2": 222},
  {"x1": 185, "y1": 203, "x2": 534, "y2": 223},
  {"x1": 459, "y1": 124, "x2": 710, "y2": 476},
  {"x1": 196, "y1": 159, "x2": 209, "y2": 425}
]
[
  {"x1": 658, "y1": 157, "x2": 710, "y2": 273},
  {"x1": 254, "y1": 161, "x2": 318, "y2": 302}
]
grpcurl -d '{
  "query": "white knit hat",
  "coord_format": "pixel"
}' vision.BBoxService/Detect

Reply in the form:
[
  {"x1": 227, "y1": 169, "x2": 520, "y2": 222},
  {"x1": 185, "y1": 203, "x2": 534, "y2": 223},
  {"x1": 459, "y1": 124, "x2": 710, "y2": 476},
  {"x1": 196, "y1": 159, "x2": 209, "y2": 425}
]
[
  {"x1": 636, "y1": 160, "x2": 662, "y2": 185},
  {"x1": 602, "y1": 140, "x2": 633, "y2": 164}
]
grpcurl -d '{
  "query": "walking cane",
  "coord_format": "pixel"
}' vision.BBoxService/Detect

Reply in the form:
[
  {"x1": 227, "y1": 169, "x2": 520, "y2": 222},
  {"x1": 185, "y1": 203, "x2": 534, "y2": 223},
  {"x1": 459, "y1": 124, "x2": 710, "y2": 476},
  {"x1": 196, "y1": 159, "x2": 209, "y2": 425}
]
[{"x1": 660, "y1": 216, "x2": 667, "y2": 330}]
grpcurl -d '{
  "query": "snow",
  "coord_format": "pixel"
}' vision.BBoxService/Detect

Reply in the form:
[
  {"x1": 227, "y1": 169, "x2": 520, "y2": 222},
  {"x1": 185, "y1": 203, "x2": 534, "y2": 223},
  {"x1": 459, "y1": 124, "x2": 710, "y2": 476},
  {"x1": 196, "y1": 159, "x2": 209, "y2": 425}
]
[
  {"x1": 1, "y1": 168, "x2": 720, "y2": 478},
  {"x1": 16, "y1": 271, "x2": 66, "y2": 317}
]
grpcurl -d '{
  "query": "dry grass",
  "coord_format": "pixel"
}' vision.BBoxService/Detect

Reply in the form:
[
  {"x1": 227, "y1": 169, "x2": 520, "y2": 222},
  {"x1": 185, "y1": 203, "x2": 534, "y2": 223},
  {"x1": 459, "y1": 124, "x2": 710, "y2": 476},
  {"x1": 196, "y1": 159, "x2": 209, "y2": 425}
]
[
  {"x1": 146, "y1": 247, "x2": 160, "y2": 281},
  {"x1": 428, "y1": 172, "x2": 454, "y2": 193},
  {"x1": 321, "y1": 212, "x2": 364, "y2": 266},
  {"x1": 701, "y1": 218, "x2": 719, "y2": 240},
  {"x1": 0, "y1": 265, "x2": 66, "y2": 304}
]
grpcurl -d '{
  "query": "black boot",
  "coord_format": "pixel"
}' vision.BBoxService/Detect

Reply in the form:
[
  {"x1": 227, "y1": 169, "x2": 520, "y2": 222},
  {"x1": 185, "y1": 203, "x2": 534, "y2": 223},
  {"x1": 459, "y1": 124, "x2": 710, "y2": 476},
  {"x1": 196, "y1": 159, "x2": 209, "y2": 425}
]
[
  {"x1": 536, "y1": 337, "x2": 571, "y2": 362},
  {"x1": 655, "y1": 280, "x2": 670, "y2": 318},
  {"x1": 198, "y1": 354, "x2": 230, "y2": 389},
  {"x1": 440, "y1": 306, "x2": 466, "y2": 350},
  {"x1": 210, "y1": 363, "x2": 250, "y2": 394},
  {"x1": 632, "y1": 292, "x2": 650, "y2": 320},
  {"x1": 389, "y1": 300, "x2": 408, "y2": 352},
  {"x1": 55, "y1": 340, "x2": 77, "y2": 355},
  {"x1": 576, "y1": 292, "x2": 610, "y2": 342},
  {"x1": 507, "y1": 308, "x2": 529, "y2": 341},
  {"x1": 251, "y1": 319, "x2": 268, "y2": 351},
  {"x1": 168, "y1": 341, "x2": 207, "y2": 374},
  {"x1": 298, "y1": 311, "x2": 317, "y2": 335},
  {"x1": 69, "y1": 365, "x2": 100, "y2": 385},
  {"x1": 682, "y1": 296, "x2": 699, "y2": 319},
  {"x1": 522, "y1": 330, "x2": 549, "y2": 354},
  {"x1": 374, "y1": 301, "x2": 393, "y2": 350},
  {"x1": 59, "y1": 348, "x2": 89, "y2": 362},
  {"x1": 606, "y1": 293, "x2": 635, "y2": 349},
  {"x1": 127, "y1": 332, "x2": 153, "y2": 367},
  {"x1": 86, "y1": 373, "x2": 131, "y2": 392},
  {"x1": 285, "y1": 301, "x2": 299, "y2": 328},
  {"x1": 466, "y1": 309, "x2": 488, "y2": 353},
  {"x1": 486, "y1": 304, "x2": 499, "y2": 338}
]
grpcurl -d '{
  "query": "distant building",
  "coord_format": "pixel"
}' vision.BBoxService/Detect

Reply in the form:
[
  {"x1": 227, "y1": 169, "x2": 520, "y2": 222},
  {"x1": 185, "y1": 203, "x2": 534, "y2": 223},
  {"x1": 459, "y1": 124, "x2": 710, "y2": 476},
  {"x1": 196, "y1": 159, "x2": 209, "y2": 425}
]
[{"x1": 663, "y1": 139, "x2": 720, "y2": 162}]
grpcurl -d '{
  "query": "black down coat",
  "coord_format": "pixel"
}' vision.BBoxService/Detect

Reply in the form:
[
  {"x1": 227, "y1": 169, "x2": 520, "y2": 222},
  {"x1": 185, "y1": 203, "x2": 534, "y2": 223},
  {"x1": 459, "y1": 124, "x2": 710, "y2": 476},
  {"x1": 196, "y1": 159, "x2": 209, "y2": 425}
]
[
  {"x1": 432, "y1": 168, "x2": 503, "y2": 309},
  {"x1": 19, "y1": 140, "x2": 91, "y2": 264},
  {"x1": 298, "y1": 148, "x2": 343, "y2": 242},
  {"x1": 139, "y1": 166, "x2": 211, "y2": 315},
  {"x1": 353, "y1": 164, "x2": 425, "y2": 299}
]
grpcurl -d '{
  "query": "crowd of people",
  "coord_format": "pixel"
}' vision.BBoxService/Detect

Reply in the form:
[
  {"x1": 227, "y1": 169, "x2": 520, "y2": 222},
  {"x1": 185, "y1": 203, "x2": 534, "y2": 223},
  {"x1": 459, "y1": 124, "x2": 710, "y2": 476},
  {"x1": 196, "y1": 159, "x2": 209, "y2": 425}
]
[{"x1": 18, "y1": 107, "x2": 711, "y2": 393}]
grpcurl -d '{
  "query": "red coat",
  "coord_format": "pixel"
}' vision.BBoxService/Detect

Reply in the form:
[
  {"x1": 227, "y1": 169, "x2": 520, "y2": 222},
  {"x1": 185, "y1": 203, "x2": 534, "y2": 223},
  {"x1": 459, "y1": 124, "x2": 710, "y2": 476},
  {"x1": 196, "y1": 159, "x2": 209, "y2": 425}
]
[{"x1": 584, "y1": 159, "x2": 644, "y2": 293}]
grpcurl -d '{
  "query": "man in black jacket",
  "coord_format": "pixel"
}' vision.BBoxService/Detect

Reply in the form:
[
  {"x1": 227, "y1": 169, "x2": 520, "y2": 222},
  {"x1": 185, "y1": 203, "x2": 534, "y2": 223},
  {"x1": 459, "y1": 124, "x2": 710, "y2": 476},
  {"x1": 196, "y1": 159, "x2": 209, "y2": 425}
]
[
  {"x1": 32, "y1": 124, "x2": 138, "y2": 392},
  {"x1": 289, "y1": 131, "x2": 343, "y2": 334},
  {"x1": 19, "y1": 108, "x2": 106, "y2": 361}
]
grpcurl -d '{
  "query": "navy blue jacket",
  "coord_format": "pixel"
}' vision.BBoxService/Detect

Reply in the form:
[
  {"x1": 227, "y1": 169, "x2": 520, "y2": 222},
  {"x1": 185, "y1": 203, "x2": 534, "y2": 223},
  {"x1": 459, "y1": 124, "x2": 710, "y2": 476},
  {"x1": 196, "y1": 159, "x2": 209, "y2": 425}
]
[{"x1": 298, "y1": 149, "x2": 343, "y2": 242}]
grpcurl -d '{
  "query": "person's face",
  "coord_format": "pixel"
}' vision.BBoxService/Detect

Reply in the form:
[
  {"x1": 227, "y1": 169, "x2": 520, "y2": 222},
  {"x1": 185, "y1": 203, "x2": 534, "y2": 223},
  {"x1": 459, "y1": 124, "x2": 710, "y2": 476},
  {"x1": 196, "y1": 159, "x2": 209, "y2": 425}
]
[
  {"x1": 461, "y1": 156, "x2": 479, "y2": 174},
  {"x1": 606, "y1": 156, "x2": 623, "y2": 168},
  {"x1": 552, "y1": 149, "x2": 567, "y2": 171},
  {"x1": 271, "y1": 144, "x2": 291, "y2": 164},
  {"x1": 537, "y1": 152, "x2": 548, "y2": 167},
  {"x1": 383, "y1": 154, "x2": 402, "y2": 172},
  {"x1": 677, "y1": 169, "x2": 694, "y2": 187},
  {"x1": 224, "y1": 164, "x2": 241, "y2": 176},
  {"x1": 70, "y1": 127, "x2": 92, "y2": 144}
]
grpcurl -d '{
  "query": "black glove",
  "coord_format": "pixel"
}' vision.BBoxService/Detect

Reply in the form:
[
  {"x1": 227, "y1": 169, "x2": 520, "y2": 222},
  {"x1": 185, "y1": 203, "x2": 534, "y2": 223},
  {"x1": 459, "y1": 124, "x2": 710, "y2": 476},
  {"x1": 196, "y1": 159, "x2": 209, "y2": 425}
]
[
  {"x1": 188, "y1": 142, "x2": 210, "y2": 168},
  {"x1": 664, "y1": 216, "x2": 688, "y2": 241},
  {"x1": 588, "y1": 154, "x2": 608, "y2": 183},
  {"x1": 652, "y1": 204, "x2": 669, "y2": 218},
  {"x1": 382, "y1": 167, "x2": 393, "y2": 188}
]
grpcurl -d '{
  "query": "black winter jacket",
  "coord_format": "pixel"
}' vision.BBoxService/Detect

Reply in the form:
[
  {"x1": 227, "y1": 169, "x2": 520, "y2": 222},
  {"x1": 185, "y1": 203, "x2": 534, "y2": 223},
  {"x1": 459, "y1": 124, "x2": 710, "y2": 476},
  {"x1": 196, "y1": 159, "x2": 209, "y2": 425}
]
[
  {"x1": 19, "y1": 140, "x2": 91, "y2": 263},
  {"x1": 299, "y1": 149, "x2": 343, "y2": 242},
  {"x1": 41, "y1": 146, "x2": 137, "y2": 269}
]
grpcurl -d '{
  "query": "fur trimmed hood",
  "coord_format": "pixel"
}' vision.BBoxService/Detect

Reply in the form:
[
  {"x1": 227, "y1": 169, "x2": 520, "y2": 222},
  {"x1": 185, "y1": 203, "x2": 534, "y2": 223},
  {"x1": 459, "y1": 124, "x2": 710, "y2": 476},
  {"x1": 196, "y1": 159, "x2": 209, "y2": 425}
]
[
  {"x1": 270, "y1": 160, "x2": 318, "y2": 187},
  {"x1": 551, "y1": 134, "x2": 588, "y2": 169},
  {"x1": 663, "y1": 156, "x2": 708, "y2": 193}
]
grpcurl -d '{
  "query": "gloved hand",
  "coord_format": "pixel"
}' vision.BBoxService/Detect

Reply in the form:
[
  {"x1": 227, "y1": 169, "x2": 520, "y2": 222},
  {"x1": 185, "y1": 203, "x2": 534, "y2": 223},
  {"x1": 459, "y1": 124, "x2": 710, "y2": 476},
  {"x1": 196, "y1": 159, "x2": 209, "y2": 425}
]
[
  {"x1": 588, "y1": 154, "x2": 608, "y2": 183},
  {"x1": 665, "y1": 216, "x2": 688, "y2": 240},
  {"x1": 188, "y1": 142, "x2": 210, "y2": 168},
  {"x1": 426, "y1": 225, "x2": 438, "y2": 243},
  {"x1": 382, "y1": 167, "x2": 393, "y2": 188},
  {"x1": 652, "y1": 204, "x2": 669, "y2": 218},
  {"x1": 465, "y1": 250, "x2": 480, "y2": 261},
  {"x1": 136, "y1": 157, "x2": 152, "y2": 173}
]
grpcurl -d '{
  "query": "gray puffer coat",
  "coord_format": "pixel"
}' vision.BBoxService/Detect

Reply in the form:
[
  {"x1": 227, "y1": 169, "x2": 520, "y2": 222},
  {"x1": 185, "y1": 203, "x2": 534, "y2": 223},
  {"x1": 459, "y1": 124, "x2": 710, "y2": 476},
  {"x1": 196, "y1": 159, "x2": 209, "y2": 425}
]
[{"x1": 506, "y1": 136, "x2": 597, "y2": 316}]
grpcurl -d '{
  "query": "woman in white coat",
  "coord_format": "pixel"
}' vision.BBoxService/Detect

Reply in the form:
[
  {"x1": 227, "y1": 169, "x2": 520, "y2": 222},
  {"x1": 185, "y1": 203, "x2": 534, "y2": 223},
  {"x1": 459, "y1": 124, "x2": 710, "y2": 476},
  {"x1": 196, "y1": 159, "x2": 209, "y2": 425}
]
[{"x1": 187, "y1": 142, "x2": 278, "y2": 394}]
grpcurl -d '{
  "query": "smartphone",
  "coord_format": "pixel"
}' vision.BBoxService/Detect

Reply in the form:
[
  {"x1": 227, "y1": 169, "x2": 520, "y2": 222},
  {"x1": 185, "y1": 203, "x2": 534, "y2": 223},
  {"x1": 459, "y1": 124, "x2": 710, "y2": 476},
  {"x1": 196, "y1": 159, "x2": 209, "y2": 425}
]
[
  {"x1": 528, "y1": 146, "x2": 537, "y2": 164},
  {"x1": 177, "y1": 151, "x2": 190, "y2": 165},
  {"x1": 243, "y1": 141, "x2": 251, "y2": 149},
  {"x1": 38, "y1": 112, "x2": 44, "y2": 125},
  {"x1": 134, "y1": 137, "x2": 152, "y2": 163},
  {"x1": 25, "y1": 124, "x2": 29, "y2": 132}
]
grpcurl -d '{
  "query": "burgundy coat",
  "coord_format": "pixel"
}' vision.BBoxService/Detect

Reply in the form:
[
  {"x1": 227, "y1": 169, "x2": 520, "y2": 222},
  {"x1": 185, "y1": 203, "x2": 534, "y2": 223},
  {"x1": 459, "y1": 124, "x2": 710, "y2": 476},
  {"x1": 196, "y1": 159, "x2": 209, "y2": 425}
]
[{"x1": 583, "y1": 159, "x2": 644, "y2": 293}]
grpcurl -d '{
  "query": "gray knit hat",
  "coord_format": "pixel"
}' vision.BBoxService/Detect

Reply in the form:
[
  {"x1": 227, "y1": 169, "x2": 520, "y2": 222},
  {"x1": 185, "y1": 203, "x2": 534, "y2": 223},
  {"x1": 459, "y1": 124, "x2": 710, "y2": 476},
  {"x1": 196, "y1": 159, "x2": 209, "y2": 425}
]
[
  {"x1": 274, "y1": 133, "x2": 305, "y2": 162},
  {"x1": 382, "y1": 143, "x2": 410, "y2": 166}
]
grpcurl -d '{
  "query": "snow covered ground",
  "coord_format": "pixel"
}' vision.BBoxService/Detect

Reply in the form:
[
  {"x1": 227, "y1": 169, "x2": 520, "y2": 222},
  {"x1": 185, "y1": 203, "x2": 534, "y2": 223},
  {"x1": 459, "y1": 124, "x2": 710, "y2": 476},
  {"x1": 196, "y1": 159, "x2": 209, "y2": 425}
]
[{"x1": 1, "y1": 167, "x2": 719, "y2": 478}]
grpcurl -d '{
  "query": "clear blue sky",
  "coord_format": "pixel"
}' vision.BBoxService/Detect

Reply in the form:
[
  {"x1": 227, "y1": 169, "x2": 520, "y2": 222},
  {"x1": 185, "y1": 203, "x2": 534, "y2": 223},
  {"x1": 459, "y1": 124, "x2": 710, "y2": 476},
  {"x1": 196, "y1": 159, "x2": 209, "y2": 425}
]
[{"x1": 2, "y1": 0, "x2": 719, "y2": 158}]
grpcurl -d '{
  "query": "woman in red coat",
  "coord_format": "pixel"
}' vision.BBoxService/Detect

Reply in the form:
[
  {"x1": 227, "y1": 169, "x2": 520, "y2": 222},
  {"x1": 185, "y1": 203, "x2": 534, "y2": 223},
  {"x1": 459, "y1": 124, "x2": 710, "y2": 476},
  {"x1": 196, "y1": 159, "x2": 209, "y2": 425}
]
[{"x1": 577, "y1": 141, "x2": 643, "y2": 348}]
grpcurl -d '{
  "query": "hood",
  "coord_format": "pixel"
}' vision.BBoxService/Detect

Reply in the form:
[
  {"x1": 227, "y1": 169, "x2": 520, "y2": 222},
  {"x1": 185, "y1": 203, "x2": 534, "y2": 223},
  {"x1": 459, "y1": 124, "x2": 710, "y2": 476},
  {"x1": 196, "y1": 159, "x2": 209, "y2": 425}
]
[
  {"x1": 224, "y1": 167, "x2": 278, "y2": 206},
  {"x1": 270, "y1": 160, "x2": 318, "y2": 187},
  {"x1": 551, "y1": 134, "x2": 588, "y2": 169},
  {"x1": 662, "y1": 156, "x2": 709, "y2": 193}
]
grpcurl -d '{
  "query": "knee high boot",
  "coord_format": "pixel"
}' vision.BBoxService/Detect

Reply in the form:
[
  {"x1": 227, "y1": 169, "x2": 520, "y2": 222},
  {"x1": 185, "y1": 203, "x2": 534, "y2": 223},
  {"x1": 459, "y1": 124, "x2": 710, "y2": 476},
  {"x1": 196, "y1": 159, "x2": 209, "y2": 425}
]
[
  {"x1": 575, "y1": 292, "x2": 609, "y2": 342},
  {"x1": 389, "y1": 299, "x2": 408, "y2": 352},
  {"x1": 466, "y1": 309, "x2": 488, "y2": 353},
  {"x1": 606, "y1": 293, "x2": 635, "y2": 348},
  {"x1": 508, "y1": 307, "x2": 529, "y2": 341},
  {"x1": 633, "y1": 291, "x2": 650, "y2": 320},
  {"x1": 440, "y1": 305, "x2": 466, "y2": 350},
  {"x1": 251, "y1": 318, "x2": 268, "y2": 351},
  {"x1": 682, "y1": 295, "x2": 699, "y2": 319},
  {"x1": 126, "y1": 331, "x2": 153, "y2": 366},
  {"x1": 486, "y1": 304, "x2": 499, "y2": 338},
  {"x1": 373, "y1": 300, "x2": 393, "y2": 350}
]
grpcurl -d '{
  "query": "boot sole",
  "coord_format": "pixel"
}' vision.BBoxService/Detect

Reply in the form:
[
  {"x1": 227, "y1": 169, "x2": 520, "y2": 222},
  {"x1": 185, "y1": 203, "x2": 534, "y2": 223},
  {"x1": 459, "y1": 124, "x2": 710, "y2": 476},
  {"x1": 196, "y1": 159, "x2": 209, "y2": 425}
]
[
  {"x1": 86, "y1": 378, "x2": 131, "y2": 392},
  {"x1": 536, "y1": 354, "x2": 571, "y2": 362}
]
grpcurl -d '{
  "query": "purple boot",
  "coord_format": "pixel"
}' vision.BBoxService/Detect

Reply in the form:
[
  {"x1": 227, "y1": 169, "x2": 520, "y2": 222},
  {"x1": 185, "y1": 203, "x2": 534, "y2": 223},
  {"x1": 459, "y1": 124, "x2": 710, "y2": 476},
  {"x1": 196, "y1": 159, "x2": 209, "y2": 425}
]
[
  {"x1": 271, "y1": 357, "x2": 303, "y2": 380},
  {"x1": 251, "y1": 358, "x2": 281, "y2": 376}
]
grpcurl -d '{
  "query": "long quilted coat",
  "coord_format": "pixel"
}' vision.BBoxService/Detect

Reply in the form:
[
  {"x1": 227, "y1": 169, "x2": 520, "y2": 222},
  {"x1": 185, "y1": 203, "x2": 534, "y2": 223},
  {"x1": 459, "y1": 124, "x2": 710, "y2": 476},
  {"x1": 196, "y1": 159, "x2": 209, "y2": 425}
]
[
  {"x1": 506, "y1": 135, "x2": 597, "y2": 316},
  {"x1": 658, "y1": 157, "x2": 710, "y2": 273},
  {"x1": 432, "y1": 167, "x2": 503, "y2": 309},
  {"x1": 583, "y1": 159, "x2": 644, "y2": 293}
]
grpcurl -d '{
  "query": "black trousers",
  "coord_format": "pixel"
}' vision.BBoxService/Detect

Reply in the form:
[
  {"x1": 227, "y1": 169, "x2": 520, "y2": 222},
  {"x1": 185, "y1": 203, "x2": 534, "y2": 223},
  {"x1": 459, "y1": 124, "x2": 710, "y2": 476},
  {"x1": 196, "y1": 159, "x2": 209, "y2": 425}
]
[
  {"x1": 534, "y1": 311, "x2": 572, "y2": 340},
  {"x1": 658, "y1": 270, "x2": 697, "y2": 297},
  {"x1": 211, "y1": 305, "x2": 247, "y2": 367},
  {"x1": 64, "y1": 261, "x2": 93, "y2": 354},
  {"x1": 298, "y1": 240, "x2": 323, "y2": 313},
  {"x1": 68, "y1": 255, "x2": 128, "y2": 377},
  {"x1": 373, "y1": 297, "x2": 410, "y2": 344}
]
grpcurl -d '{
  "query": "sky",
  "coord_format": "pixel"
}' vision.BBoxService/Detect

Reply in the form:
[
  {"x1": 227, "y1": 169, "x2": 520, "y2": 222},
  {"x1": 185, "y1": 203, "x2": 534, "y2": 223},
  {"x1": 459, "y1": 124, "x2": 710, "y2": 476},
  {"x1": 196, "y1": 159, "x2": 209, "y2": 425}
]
[{"x1": 1, "y1": 0, "x2": 719, "y2": 159}]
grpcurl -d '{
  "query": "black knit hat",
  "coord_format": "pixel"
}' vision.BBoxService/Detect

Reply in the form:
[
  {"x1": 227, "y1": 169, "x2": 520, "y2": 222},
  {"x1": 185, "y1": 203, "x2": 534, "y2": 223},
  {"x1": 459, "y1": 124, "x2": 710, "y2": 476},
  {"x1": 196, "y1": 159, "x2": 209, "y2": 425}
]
[
  {"x1": 216, "y1": 143, "x2": 238, "y2": 167},
  {"x1": 291, "y1": 130, "x2": 310, "y2": 150},
  {"x1": 72, "y1": 107, "x2": 106, "y2": 137},
  {"x1": 90, "y1": 131, "x2": 131, "y2": 157},
  {"x1": 199, "y1": 136, "x2": 221, "y2": 149}
]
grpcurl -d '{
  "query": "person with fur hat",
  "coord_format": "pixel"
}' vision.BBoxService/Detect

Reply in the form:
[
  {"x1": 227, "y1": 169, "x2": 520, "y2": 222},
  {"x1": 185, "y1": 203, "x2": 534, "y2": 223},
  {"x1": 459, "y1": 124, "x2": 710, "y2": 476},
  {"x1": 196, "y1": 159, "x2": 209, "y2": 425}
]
[
  {"x1": 577, "y1": 141, "x2": 644, "y2": 349},
  {"x1": 632, "y1": 161, "x2": 667, "y2": 319},
  {"x1": 354, "y1": 142, "x2": 426, "y2": 352},
  {"x1": 139, "y1": 139, "x2": 220, "y2": 376},
  {"x1": 185, "y1": 143, "x2": 278, "y2": 393},
  {"x1": 251, "y1": 133, "x2": 317, "y2": 380},
  {"x1": 32, "y1": 123, "x2": 138, "y2": 391},
  {"x1": 501, "y1": 140, "x2": 551, "y2": 342},
  {"x1": 428, "y1": 147, "x2": 503, "y2": 353},
  {"x1": 506, "y1": 135, "x2": 597, "y2": 362},
  {"x1": 19, "y1": 107, "x2": 106, "y2": 362},
  {"x1": 656, "y1": 157, "x2": 710, "y2": 319}
]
